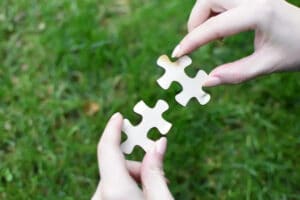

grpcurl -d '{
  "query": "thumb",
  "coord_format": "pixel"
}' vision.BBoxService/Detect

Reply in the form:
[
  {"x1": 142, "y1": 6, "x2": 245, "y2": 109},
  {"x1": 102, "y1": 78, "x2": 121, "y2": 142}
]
[
  {"x1": 203, "y1": 48, "x2": 280, "y2": 87},
  {"x1": 141, "y1": 138, "x2": 174, "y2": 200},
  {"x1": 91, "y1": 182, "x2": 101, "y2": 200}
]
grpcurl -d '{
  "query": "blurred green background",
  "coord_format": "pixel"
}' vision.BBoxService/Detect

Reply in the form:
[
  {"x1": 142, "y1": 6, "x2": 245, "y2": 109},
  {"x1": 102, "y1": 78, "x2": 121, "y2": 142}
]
[{"x1": 1, "y1": 0, "x2": 300, "y2": 199}]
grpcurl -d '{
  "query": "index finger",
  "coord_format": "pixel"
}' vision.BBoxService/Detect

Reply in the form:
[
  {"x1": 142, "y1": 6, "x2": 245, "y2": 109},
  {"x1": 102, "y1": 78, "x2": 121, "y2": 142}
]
[{"x1": 173, "y1": 6, "x2": 257, "y2": 58}]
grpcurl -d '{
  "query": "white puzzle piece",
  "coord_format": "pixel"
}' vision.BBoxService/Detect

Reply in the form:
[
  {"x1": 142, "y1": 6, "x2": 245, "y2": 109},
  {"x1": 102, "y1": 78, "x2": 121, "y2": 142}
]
[
  {"x1": 157, "y1": 55, "x2": 211, "y2": 106},
  {"x1": 121, "y1": 99, "x2": 172, "y2": 154}
]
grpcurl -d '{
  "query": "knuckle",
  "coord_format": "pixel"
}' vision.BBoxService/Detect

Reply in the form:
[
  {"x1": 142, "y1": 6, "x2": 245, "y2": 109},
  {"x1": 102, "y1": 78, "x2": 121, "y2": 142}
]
[
  {"x1": 229, "y1": 70, "x2": 247, "y2": 84},
  {"x1": 212, "y1": 29, "x2": 223, "y2": 40},
  {"x1": 205, "y1": 17, "x2": 222, "y2": 39}
]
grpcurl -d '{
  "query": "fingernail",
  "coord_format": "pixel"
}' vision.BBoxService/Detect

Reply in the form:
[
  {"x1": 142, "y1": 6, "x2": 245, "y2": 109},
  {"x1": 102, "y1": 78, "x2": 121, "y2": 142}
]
[
  {"x1": 155, "y1": 137, "x2": 167, "y2": 155},
  {"x1": 203, "y1": 76, "x2": 221, "y2": 87},
  {"x1": 111, "y1": 112, "x2": 121, "y2": 120},
  {"x1": 172, "y1": 45, "x2": 181, "y2": 58}
]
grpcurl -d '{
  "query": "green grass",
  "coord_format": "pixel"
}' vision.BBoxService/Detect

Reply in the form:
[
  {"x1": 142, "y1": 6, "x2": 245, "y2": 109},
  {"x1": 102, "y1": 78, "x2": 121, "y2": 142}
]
[{"x1": 1, "y1": 0, "x2": 300, "y2": 199}]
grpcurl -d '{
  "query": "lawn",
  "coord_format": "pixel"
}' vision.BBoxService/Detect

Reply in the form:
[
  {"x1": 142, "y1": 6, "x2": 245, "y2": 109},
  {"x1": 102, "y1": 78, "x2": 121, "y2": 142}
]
[{"x1": 0, "y1": 0, "x2": 300, "y2": 199}]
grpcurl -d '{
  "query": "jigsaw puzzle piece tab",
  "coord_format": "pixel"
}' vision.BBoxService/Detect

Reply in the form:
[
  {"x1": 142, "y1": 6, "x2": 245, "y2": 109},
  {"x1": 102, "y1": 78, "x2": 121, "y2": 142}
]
[
  {"x1": 121, "y1": 119, "x2": 136, "y2": 154},
  {"x1": 148, "y1": 100, "x2": 172, "y2": 134},
  {"x1": 121, "y1": 138, "x2": 155, "y2": 154},
  {"x1": 121, "y1": 100, "x2": 172, "y2": 154},
  {"x1": 156, "y1": 55, "x2": 211, "y2": 106},
  {"x1": 121, "y1": 119, "x2": 156, "y2": 154},
  {"x1": 175, "y1": 70, "x2": 211, "y2": 106},
  {"x1": 134, "y1": 100, "x2": 172, "y2": 134},
  {"x1": 157, "y1": 55, "x2": 192, "y2": 89},
  {"x1": 133, "y1": 101, "x2": 148, "y2": 115},
  {"x1": 194, "y1": 70, "x2": 211, "y2": 105}
]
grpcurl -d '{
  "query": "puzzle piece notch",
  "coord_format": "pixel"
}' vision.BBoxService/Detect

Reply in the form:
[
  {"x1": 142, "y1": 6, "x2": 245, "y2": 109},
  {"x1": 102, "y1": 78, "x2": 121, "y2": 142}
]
[
  {"x1": 121, "y1": 99, "x2": 172, "y2": 154},
  {"x1": 156, "y1": 55, "x2": 211, "y2": 106}
]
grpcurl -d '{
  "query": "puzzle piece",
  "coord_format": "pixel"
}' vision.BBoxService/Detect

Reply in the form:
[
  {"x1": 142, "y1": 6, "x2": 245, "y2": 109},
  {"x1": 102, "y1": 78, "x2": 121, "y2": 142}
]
[
  {"x1": 157, "y1": 55, "x2": 211, "y2": 106},
  {"x1": 121, "y1": 99, "x2": 172, "y2": 154}
]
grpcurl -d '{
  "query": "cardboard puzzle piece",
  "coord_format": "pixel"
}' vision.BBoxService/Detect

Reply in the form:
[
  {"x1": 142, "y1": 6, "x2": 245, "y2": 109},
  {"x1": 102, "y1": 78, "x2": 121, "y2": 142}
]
[
  {"x1": 121, "y1": 99, "x2": 172, "y2": 154},
  {"x1": 157, "y1": 55, "x2": 211, "y2": 106}
]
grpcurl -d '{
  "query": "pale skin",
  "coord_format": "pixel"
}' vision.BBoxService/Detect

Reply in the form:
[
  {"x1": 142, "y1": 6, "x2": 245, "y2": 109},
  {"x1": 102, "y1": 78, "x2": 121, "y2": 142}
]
[
  {"x1": 172, "y1": 0, "x2": 300, "y2": 87},
  {"x1": 93, "y1": 0, "x2": 300, "y2": 199},
  {"x1": 92, "y1": 113, "x2": 174, "y2": 200}
]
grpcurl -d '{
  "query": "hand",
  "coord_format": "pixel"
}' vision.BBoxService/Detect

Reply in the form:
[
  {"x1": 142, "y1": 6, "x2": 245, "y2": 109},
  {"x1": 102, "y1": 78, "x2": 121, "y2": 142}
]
[
  {"x1": 172, "y1": 0, "x2": 300, "y2": 87},
  {"x1": 92, "y1": 113, "x2": 174, "y2": 200}
]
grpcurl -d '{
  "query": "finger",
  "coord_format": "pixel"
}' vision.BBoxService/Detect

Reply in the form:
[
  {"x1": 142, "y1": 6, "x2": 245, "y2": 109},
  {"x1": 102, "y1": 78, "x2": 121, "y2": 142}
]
[
  {"x1": 98, "y1": 113, "x2": 135, "y2": 185},
  {"x1": 126, "y1": 160, "x2": 170, "y2": 183},
  {"x1": 91, "y1": 182, "x2": 102, "y2": 200},
  {"x1": 172, "y1": 6, "x2": 257, "y2": 58},
  {"x1": 203, "y1": 48, "x2": 281, "y2": 87},
  {"x1": 141, "y1": 138, "x2": 174, "y2": 200},
  {"x1": 187, "y1": 0, "x2": 211, "y2": 32}
]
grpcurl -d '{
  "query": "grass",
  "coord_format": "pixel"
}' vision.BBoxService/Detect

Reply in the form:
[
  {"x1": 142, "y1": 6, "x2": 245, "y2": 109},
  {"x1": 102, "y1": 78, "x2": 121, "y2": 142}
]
[{"x1": 0, "y1": 0, "x2": 300, "y2": 199}]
